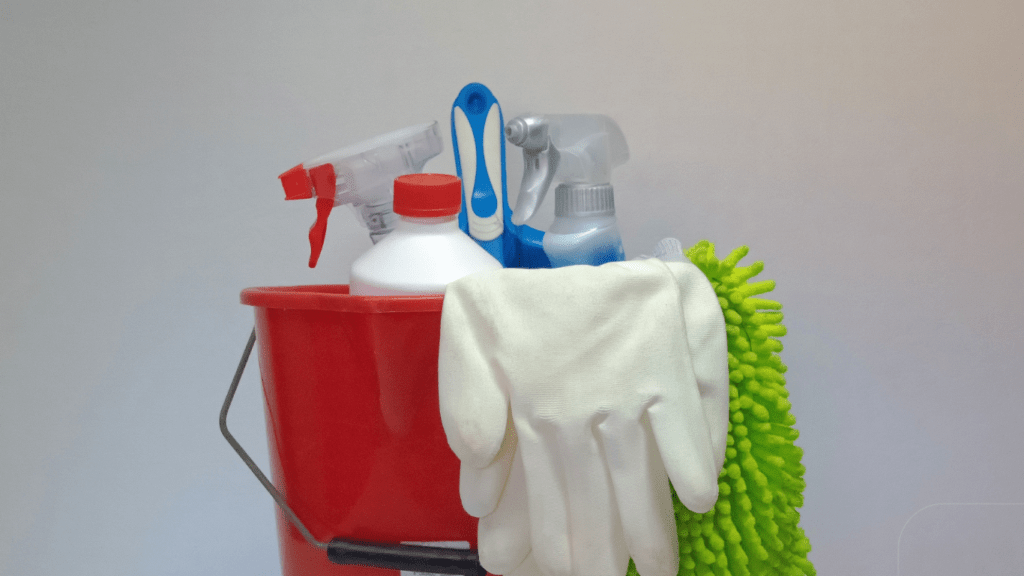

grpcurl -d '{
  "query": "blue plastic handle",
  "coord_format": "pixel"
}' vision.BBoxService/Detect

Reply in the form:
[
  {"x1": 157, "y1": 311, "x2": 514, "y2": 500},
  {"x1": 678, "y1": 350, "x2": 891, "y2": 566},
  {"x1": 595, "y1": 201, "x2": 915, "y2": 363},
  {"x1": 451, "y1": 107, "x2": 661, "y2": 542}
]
[{"x1": 451, "y1": 83, "x2": 550, "y2": 268}]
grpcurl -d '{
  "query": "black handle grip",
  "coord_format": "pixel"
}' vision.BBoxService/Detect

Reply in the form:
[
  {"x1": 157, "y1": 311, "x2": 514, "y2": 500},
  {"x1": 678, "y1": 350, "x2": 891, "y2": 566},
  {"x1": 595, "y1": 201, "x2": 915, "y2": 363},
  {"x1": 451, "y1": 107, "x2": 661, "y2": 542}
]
[{"x1": 328, "y1": 539, "x2": 487, "y2": 576}]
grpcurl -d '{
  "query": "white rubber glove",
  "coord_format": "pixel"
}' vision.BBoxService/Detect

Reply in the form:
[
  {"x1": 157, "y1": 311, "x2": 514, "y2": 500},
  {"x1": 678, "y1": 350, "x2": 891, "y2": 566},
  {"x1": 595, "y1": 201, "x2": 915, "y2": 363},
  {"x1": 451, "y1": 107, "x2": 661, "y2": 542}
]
[{"x1": 439, "y1": 259, "x2": 729, "y2": 576}]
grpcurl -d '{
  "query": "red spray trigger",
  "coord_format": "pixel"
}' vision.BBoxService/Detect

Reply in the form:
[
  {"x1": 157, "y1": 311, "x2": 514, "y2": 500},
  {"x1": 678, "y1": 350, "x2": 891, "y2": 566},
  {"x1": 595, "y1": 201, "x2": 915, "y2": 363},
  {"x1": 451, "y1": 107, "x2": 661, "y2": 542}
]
[
  {"x1": 279, "y1": 164, "x2": 313, "y2": 199},
  {"x1": 306, "y1": 164, "x2": 337, "y2": 268}
]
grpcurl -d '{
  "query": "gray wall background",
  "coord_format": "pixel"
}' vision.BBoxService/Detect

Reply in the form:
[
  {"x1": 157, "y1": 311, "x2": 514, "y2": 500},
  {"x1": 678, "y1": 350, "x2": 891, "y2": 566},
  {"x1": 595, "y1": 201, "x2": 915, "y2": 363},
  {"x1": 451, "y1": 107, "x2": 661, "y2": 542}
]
[{"x1": 2, "y1": 1, "x2": 1022, "y2": 575}]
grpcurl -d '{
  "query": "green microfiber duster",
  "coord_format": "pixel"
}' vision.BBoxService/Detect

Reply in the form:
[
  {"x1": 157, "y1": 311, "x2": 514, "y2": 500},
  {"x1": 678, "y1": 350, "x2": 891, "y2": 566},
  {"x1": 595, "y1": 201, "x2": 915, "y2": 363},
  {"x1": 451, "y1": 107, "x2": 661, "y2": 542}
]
[{"x1": 628, "y1": 241, "x2": 814, "y2": 576}]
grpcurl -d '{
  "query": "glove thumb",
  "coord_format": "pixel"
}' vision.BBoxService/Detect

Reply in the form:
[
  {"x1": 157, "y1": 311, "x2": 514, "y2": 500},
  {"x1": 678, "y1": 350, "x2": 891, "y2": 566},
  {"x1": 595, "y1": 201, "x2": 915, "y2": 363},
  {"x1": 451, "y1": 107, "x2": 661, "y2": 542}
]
[{"x1": 438, "y1": 276, "x2": 511, "y2": 469}]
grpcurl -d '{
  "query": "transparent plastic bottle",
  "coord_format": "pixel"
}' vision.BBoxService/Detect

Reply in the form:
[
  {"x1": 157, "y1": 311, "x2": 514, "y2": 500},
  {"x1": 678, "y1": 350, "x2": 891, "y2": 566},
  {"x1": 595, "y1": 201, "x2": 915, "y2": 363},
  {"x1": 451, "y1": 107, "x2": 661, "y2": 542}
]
[
  {"x1": 542, "y1": 183, "x2": 626, "y2": 267},
  {"x1": 349, "y1": 174, "x2": 503, "y2": 295}
]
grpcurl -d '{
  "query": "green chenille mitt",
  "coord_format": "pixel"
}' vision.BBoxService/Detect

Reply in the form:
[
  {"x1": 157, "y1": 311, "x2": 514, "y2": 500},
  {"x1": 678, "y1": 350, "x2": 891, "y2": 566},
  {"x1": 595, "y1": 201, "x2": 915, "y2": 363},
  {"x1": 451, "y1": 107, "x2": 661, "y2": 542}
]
[{"x1": 628, "y1": 241, "x2": 814, "y2": 576}]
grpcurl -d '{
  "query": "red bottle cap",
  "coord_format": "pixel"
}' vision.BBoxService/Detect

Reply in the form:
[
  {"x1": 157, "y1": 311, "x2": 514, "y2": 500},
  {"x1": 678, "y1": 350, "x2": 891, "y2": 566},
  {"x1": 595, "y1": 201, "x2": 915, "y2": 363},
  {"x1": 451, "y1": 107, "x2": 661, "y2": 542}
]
[{"x1": 393, "y1": 174, "x2": 462, "y2": 217}]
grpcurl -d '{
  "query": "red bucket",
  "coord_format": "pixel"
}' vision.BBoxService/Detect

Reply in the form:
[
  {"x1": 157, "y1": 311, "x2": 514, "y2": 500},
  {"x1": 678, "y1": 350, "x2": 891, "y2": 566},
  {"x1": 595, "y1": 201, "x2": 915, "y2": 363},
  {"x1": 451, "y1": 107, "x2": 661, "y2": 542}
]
[{"x1": 228, "y1": 285, "x2": 479, "y2": 576}]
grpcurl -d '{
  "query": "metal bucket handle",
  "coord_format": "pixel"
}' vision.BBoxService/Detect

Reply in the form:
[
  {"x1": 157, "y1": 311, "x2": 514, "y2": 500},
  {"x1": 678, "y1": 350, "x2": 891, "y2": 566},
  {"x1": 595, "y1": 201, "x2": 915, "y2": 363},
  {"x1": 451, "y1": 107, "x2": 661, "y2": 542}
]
[{"x1": 220, "y1": 328, "x2": 487, "y2": 576}]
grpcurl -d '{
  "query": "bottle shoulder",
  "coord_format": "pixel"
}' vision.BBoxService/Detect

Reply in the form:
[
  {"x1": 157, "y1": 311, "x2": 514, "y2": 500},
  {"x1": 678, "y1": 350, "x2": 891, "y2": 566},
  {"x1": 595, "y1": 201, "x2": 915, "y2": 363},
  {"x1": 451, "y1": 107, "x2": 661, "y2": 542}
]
[
  {"x1": 547, "y1": 214, "x2": 619, "y2": 234},
  {"x1": 350, "y1": 226, "x2": 502, "y2": 295}
]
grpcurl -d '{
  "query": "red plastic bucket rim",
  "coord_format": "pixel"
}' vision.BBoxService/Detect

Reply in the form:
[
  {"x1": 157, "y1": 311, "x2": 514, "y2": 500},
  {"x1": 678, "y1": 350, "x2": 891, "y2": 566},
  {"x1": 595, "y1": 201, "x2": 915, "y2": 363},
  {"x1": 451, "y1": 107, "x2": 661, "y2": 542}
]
[{"x1": 240, "y1": 285, "x2": 444, "y2": 313}]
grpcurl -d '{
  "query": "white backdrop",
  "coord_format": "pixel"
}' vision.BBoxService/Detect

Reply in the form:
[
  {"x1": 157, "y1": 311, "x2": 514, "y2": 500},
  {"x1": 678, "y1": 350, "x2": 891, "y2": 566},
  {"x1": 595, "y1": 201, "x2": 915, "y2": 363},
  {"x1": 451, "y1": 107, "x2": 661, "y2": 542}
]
[{"x1": 2, "y1": 1, "x2": 1022, "y2": 575}]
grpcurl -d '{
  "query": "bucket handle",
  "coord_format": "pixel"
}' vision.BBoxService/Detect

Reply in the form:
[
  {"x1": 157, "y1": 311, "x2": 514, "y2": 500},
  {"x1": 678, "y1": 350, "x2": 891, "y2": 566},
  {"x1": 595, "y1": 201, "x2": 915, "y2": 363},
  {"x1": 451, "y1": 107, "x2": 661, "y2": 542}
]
[{"x1": 220, "y1": 328, "x2": 487, "y2": 576}]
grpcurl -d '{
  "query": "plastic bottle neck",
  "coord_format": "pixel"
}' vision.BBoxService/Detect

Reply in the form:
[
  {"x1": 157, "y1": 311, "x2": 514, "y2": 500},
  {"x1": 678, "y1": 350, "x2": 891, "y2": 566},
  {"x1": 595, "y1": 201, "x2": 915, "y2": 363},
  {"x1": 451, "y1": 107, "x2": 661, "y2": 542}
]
[
  {"x1": 399, "y1": 213, "x2": 458, "y2": 224},
  {"x1": 393, "y1": 213, "x2": 460, "y2": 233}
]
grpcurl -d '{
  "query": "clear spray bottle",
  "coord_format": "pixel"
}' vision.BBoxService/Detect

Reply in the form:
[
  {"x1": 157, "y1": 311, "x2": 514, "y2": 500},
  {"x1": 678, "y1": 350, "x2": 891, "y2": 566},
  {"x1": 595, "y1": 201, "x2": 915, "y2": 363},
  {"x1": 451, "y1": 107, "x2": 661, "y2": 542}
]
[
  {"x1": 278, "y1": 122, "x2": 445, "y2": 267},
  {"x1": 505, "y1": 114, "x2": 629, "y2": 267}
]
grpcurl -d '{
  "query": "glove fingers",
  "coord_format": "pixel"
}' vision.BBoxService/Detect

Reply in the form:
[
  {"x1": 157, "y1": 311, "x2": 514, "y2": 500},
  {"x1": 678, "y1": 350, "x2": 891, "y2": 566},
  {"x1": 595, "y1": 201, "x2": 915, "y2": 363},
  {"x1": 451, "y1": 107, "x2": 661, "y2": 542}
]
[
  {"x1": 558, "y1": 422, "x2": 629, "y2": 576},
  {"x1": 477, "y1": 448, "x2": 531, "y2": 575},
  {"x1": 517, "y1": 420, "x2": 572, "y2": 576},
  {"x1": 666, "y1": 261, "x2": 730, "y2": 473},
  {"x1": 460, "y1": 414, "x2": 517, "y2": 517},
  {"x1": 647, "y1": 390, "x2": 719, "y2": 514},
  {"x1": 597, "y1": 415, "x2": 679, "y2": 576}
]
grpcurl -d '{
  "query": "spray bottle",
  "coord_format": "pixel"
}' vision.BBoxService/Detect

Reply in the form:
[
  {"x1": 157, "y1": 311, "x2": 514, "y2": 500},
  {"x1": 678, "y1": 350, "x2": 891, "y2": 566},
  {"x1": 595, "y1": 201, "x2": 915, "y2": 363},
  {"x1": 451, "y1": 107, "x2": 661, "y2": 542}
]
[
  {"x1": 278, "y1": 122, "x2": 444, "y2": 267},
  {"x1": 505, "y1": 114, "x2": 629, "y2": 267}
]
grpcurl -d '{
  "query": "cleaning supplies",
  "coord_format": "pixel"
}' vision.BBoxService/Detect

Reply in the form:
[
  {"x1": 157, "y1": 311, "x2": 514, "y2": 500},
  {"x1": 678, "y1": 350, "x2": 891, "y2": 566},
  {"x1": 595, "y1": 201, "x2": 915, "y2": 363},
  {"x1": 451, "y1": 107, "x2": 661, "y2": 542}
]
[
  {"x1": 625, "y1": 242, "x2": 815, "y2": 576},
  {"x1": 227, "y1": 173, "x2": 498, "y2": 575},
  {"x1": 279, "y1": 122, "x2": 445, "y2": 267},
  {"x1": 349, "y1": 174, "x2": 502, "y2": 295},
  {"x1": 437, "y1": 259, "x2": 730, "y2": 576},
  {"x1": 505, "y1": 114, "x2": 629, "y2": 267},
  {"x1": 450, "y1": 84, "x2": 630, "y2": 269},
  {"x1": 450, "y1": 83, "x2": 551, "y2": 268}
]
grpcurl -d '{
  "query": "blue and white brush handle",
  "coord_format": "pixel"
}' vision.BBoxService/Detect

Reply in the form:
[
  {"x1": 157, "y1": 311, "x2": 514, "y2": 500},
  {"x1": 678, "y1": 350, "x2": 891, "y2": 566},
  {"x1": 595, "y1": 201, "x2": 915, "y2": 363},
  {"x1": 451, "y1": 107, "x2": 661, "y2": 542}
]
[{"x1": 451, "y1": 83, "x2": 550, "y2": 268}]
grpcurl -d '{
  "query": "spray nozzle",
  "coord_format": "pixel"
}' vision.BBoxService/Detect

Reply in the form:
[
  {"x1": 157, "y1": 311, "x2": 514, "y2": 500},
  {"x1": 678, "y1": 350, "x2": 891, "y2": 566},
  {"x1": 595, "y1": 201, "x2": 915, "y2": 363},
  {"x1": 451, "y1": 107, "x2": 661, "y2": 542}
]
[
  {"x1": 505, "y1": 114, "x2": 628, "y2": 225},
  {"x1": 279, "y1": 121, "x2": 444, "y2": 267}
]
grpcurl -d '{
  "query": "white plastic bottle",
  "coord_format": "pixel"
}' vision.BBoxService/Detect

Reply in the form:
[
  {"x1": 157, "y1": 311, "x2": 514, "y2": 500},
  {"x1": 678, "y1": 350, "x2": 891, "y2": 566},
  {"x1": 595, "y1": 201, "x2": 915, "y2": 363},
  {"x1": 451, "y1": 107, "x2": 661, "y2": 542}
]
[{"x1": 349, "y1": 174, "x2": 503, "y2": 295}]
